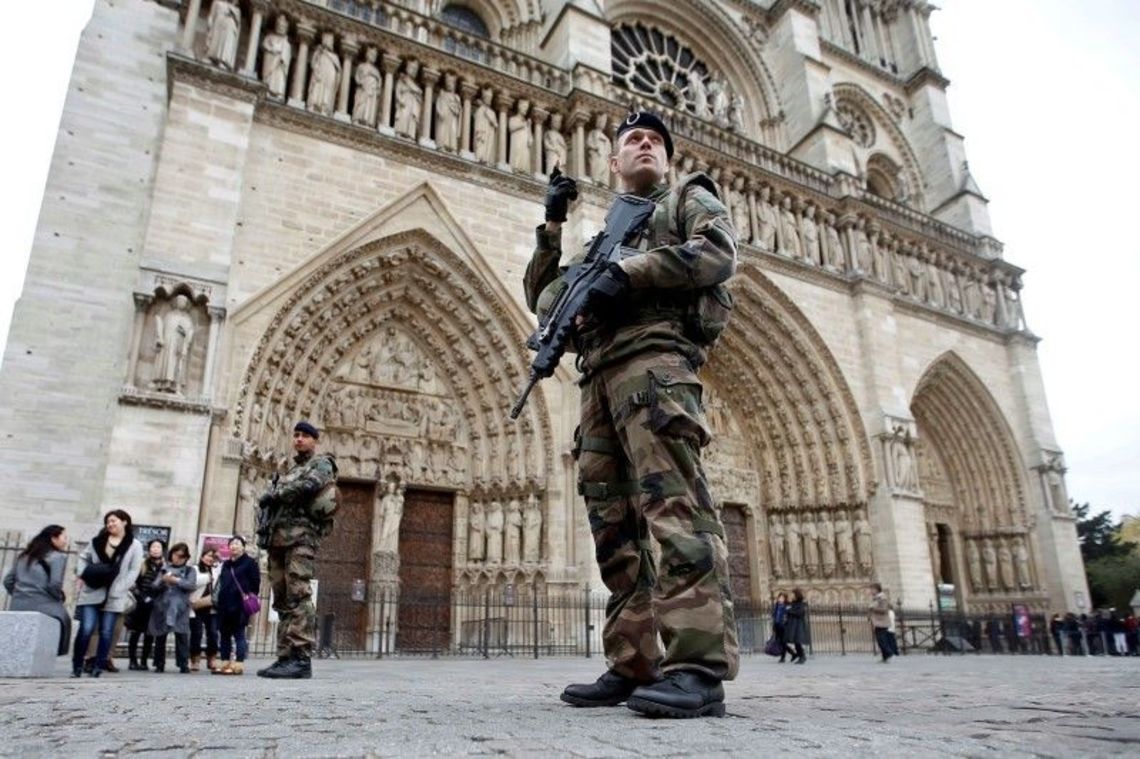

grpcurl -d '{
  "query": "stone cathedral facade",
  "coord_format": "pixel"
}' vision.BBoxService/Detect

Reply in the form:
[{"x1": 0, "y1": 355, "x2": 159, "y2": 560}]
[{"x1": 0, "y1": 0, "x2": 1088, "y2": 630}]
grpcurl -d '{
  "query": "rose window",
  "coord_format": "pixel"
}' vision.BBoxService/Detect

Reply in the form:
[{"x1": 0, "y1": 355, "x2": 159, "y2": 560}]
[
  {"x1": 611, "y1": 23, "x2": 711, "y2": 113},
  {"x1": 835, "y1": 100, "x2": 876, "y2": 148}
]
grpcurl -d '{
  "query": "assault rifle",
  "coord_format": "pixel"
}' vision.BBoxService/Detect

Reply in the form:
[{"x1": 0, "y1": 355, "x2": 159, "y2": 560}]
[{"x1": 510, "y1": 193, "x2": 655, "y2": 420}]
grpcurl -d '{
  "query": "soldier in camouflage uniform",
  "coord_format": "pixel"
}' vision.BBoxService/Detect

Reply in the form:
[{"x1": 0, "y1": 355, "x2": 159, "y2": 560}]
[
  {"x1": 255, "y1": 420, "x2": 338, "y2": 679},
  {"x1": 524, "y1": 111, "x2": 739, "y2": 718}
]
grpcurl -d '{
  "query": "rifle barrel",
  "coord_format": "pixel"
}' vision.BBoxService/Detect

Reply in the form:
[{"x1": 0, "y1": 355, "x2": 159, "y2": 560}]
[{"x1": 510, "y1": 372, "x2": 539, "y2": 420}]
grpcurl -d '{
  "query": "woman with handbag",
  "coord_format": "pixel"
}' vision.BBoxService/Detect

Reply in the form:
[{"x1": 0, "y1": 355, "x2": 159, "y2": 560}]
[
  {"x1": 213, "y1": 536, "x2": 261, "y2": 675},
  {"x1": 784, "y1": 587, "x2": 809, "y2": 664},
  {"x1": 188, "y1": 547, "x2": 220, "y2": 671},
  {"x1": 72, "y1": 509, "x2": 143, "y2": 677},
  {"x1": 126, "y1": 539, "x2": 166, "y2": 670},
  {"x1": 147, "y1": 542, "x2": 198, "y2": 673},
  {"x1": 3, "y1": 524, "x2": 72, "y2": 656}
]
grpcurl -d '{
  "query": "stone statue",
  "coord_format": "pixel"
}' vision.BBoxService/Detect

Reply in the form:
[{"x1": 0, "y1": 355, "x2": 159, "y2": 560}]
[
  {"x1": 835, "y1": 511, "x2": 854, "y2": 576},
  {"x1": 785, "y1": 513, "x2": 803, "y2": 576},
  {"x1": 928, "y1": 523, "x2": 942, "y2": 584},
  {"x1": 543, "y1": 113, "x2": 567, "y2": 175},
  {"x1": 504, "y1": 499, "x2": 523, "y2": 565},
  {"x1": 434, "y1": 72, "x2": 461, "y2": 152},
  {"x1": 981, "y1": 284, "x2": 998, "y2": 325},
  {"x1": 472, "y1": 87, "x2": 497, "y2": 164},
  {"x1": 755, "y1": 186, "x2": 778, "y2": 252},
  {"x1": 352, "y1": 47, "x2": 382, "y2": 128},
  {"x1": 508, "y1": 99, "x2": 533, "y2": 173},
  {"x1": 997, "y1": 540, "x2": 1015, "y2": 590},
  {"x1": 485, "y1": 500, "x2": 504, "y2": 564},
  {"x1": 729, "y1": 93, "x2": 746, "y2": 133},
  {"x1": 377, "y1": 480, "x2": 404, "y2": 554},
  {"x1": 768, "y1": 513, "x2": 786, "y2": 577},
  {"x1": 801, "y1": 204, "x2": 821, "y2": 264},
  {"x1": 523, "y1": 494, "x2": 542, "y2": 563},
  {"x1": 708, "y1": 76, "x2": 730, "y2": 126},
  {"x1": 981, "y1": 539, "x2": 998, "y2": 591},
  {"x1": 261, "y1": 15, "x2": 292, "y2": 99},
  {"x1": 927, "y1": 262, "x2": 946, "y2": 307},
  {"x1": 818, "y1": 513, "x2": 836, "y2": 577},
  {"x1": 777, "y1": 195, "x2": 802, "y2": 258},
  {"x1": 967, "y1": 540, "x2": 983, "y2": 590},
  {"x1": 586, "y1": 113, "x2": 611, "y2": 185},
  {"x1": 802, "y1": 513, "x2": 820, "y2": 577},
  {"x1": 688, "y1": 74, "x2": 709, "y2": 119},
  {"x1": 854, "y1": 218, "x2": 873, "y2": 272},
  {"x1": 467, "y1": 501, "x2": 485, "y2": 561},
  {"x1": 152, "y1": 294, "x2": 196, "y2": 394},
  {"x1": 892, "y1": 436, "x2": 918, "y2": 492},
  {"x1": 393, "y1": 60, "x2": 423, "y2": 139},
  {"x1": 727, "y1": 176, "x2": 749, "y2": 241},
  {"x1": 1013, "y1": 537, "x2": 1032, "y2": 588},
  {"x1": 205, "y1": 0, "x2": 241, "y2": 71},
  {"x1": 907, "y1": 254, "x2": 928, "y2": 302},
  {"x1": 823, "y1": 213, "x2": 844, "y2": 269},
  {"x1": 307, "y1": 32, "x2": 341, "y2": 117},
  {"x1": 853, "y1": 509, "x2": 873, "y2": 573}
]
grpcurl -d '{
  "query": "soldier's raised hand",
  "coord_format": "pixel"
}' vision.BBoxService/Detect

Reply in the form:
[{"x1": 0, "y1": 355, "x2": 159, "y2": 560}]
[{"x1": 544, "y1": 165, "x2": 579, "y2": 223}]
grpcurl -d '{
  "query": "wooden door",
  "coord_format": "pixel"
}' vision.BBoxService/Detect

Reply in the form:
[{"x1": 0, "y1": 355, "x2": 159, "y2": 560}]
[
  {"x1": 720, "y1": 503, "x2": 753, "y2": 606},
  {"x1": 313, "y1": 480, "x2": 373, "y2": 650},
  {"x1": 396, "y1": 488, "x2": 454, "y2": 651}
]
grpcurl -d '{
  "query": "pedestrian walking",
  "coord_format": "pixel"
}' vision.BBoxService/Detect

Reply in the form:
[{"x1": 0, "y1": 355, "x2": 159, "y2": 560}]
[
  {"x1": 188, "y1": 547, "x2": 220, "y2": 671},
  {"x1": 868, "y1": 582, "x2": 893, "y2": 662},
  {"x1": 214, "y1": 536, "x2": 261, "y2": 676},
  {"x1": 3, "y1": 525, "x2": 71, "y2": 655},
  {"x1": 530, "y1": 111, "x2": 739, "y2": 718},
  {"x1": 784, "y1": 588, "x2": 808, "y2": 664},
  {"x1": 255, "y1": 421, "x2": 338, "y2": 679},
  {"x1": 1049, "y1": 613, "x2": 1064, "y2": 654},
  {"x1": 126, "y1": 539, "x2": 165, "y2": 670},
  {"x1": 147, "y1": 542, "x2": 197, "y2": 673},
  {"x1": 772, "y1": 592, "x2": 793, "y2": 663},
  {"x1": 72, "y1": 509, "x2": 143, "y2": 677}
]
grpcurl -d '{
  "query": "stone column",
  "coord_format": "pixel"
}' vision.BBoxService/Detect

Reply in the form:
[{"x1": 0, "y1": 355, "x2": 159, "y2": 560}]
[
  {"x1": 531, "y1": 106, "x2": 548, "y2": 177},
  {"x1": 335, "y1": 37, "x2": 358, "y2": 123},
  {"x1": 860, "y1": 4, "x2": 880, "y2": 63},
  {"x1": 202, "y1": 306, "x2": 225, "y2": 397},
  {"x1": 918, "y1": 6, "x2": 940, "y2": 70},
  {"x1": 495, "y1": 92, "x2": 513, "y2": 171},
  {"x1": 379, "y1": 53, "x2": 401, "y2": 135},
  {"x1": 459, "y1": 80, "x2": 477, "y2": 158},
  {"x1": 125, "y1": 294, "x2": 153, "y2": 390},
  {"x1": 288, "y1": 22, "x2": 315, "y2": 109},
  {"x1": 242, "y1": 2, "x2": 267, "y2": 77},
  {"x1": 569, "y1": 110, "x2": 588, "y2": 179},
  {"x1": 180, "y1": 0, "x2": 204, "y2": 55},
  {"x1": 419, "y1": 67, "x2": 440, "y2": 148}
]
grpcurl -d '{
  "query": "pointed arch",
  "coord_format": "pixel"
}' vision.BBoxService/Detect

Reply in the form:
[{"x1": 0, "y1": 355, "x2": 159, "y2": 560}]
[
  {"x1": 832, "y1": 82, "x2": 925, "y2": 209},
  {"x1": 911, "y1": 352, "x2": 1027, "y2": 532},
  {"x1": 706, "y1": 268, "x2": 875, "y2": 510}
]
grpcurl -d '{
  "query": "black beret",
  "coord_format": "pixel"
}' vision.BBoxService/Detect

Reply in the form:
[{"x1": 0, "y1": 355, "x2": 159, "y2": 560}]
[
  {"x1": 294, "y1": 420, "x2": 320, "y2": 439},
  {"x1": 615, "y1": 110, "x2": 674, "y2": 159}
]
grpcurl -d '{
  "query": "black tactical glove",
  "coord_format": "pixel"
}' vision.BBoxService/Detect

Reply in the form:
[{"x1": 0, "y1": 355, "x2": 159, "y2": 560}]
[
  {"x1": 544, "y1": 166, "x2": 579, "y2": 223},
  {"x1": 585, "y1": 263, "x2": 631, "y2": 311}
]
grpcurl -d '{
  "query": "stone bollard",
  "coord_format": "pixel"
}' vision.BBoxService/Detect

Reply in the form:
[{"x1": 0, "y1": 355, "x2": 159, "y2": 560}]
[{"x1": 0, "y1": 612, "x2": 60, "y2": 677}]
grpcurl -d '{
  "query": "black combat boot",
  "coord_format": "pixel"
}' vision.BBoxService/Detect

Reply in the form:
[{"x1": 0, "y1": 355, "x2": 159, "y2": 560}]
[
  {"x1": 262, "y1": 653, "x2": 312, "y2": 679},
  {"x1": 560, "y1": 670, "x2": 639, "y2": 707},
  {"x1": 626, "y1": 671, "x2": 725, "y2": 718},
  {"x1": 256, "y1": 657, "x2": 289, "y2": 677}
]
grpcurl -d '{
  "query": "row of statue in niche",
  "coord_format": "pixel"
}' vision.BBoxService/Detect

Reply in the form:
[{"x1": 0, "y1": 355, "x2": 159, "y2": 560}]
[
  {"x1": 466, "y1": 496, "x2": 544, "y2": 567},
  {"x1": 767, "y1": 508, "x2": 874, "y2": 580},
  {"x1": 956, "y1": 534, "x2": 1035, "y2": 594}
]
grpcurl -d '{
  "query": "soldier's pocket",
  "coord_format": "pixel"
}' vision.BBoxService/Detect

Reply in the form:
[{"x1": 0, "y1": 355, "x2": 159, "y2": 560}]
[{"x1": 646, "y1": 365, "x2": 711, "y2": 448}]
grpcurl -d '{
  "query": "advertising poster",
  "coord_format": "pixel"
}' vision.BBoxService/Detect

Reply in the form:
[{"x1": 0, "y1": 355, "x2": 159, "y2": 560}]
[
  {"x1": 197, "y1": 533, "x2": 235, "y2": 561},
  {"x1": 133, "y1": 524, "x2": 171, "y2": 551}
]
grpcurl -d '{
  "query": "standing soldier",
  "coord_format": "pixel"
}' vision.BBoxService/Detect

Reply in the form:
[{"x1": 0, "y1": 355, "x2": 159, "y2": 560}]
[
  {"x1": 524, "y1": 111, "x2": 739, "y2": 718},
  {"x1": 255, "y1": 420, "x2": 338, "y2": 679}
]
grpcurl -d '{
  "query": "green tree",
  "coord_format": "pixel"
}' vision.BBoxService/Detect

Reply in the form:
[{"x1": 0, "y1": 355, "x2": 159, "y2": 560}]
[
  {"x1": 1072, "y1": 501, "x2": 1139, "y2": 609},
  {"x1": 1072, "y1": 501, "x2": 1135, "y2": 562}
]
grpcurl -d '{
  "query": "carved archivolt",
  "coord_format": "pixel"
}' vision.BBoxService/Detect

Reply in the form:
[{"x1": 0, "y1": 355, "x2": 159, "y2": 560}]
[
  {"x1": 911, "y1": 352, "x2": 1027, "y2": 535},
  {"x1": 831, "y1": 82, "x2": 925, "y2": 209},
  {"x1": 232, "y1": 229, "x2": 554, "y2": 495}
]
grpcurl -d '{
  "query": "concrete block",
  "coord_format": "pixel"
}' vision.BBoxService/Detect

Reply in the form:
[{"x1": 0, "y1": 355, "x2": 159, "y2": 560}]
[{"x1": 0, "y1": 612, "x2": 60, "y2": 678}]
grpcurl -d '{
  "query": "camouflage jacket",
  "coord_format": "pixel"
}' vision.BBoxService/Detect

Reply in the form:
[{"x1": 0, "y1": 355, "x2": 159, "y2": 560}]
[
  {"x1": 263, "y1": 451, "x2": 338, "y2": 548},
  {"x1": 523, "y1": 173, "x2": 737, "y2": 373}
]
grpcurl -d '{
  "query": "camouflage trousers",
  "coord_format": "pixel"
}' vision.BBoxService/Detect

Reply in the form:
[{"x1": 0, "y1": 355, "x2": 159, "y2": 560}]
[
  {"x1": 577, "y1": 349, "x2": 739, "y2": 682},
  {"x1": 267, "y1": 544, "x2": 317, "y2": 658}
]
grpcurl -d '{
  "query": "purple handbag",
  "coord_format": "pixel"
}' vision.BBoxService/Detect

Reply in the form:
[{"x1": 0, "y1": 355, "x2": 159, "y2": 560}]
[{"x1": 230, "y1": 565, "x2": 261, "y2": 616}]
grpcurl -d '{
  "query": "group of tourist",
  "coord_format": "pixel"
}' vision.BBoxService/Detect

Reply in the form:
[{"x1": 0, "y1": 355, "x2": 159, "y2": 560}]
[
  {"x1": 768, "y1": 583, "x2": 899, "y2": 664},
  {"x1": 2, "y1": 510, "x2": 261, "y2": 677},
  {"x1": 1050, "y1": 611, "x2": 1139, "y2": 657}
]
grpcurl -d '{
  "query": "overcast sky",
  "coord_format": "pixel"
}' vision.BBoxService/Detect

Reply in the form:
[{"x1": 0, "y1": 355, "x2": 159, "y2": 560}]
[{"x1": 0, "y1": 1, "x2": 1136, "y2": 518}]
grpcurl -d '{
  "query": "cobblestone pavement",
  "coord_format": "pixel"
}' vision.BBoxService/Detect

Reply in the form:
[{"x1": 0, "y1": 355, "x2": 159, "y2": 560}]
[{"x1": 0, "y1": 654, "x2": 1136, "y2": 757}]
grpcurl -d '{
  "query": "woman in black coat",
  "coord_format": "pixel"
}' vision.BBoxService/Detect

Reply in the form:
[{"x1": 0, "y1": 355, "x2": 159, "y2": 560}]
[
  {"x1": 784, "y1": 588, "x2": 809, "y2": 664},
  {"x1": 213, "y1": 536, "x2": 261, "y2": 675},
  {"x1": 126, "y1": 539, "x2": 166, "y2": 670}
]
